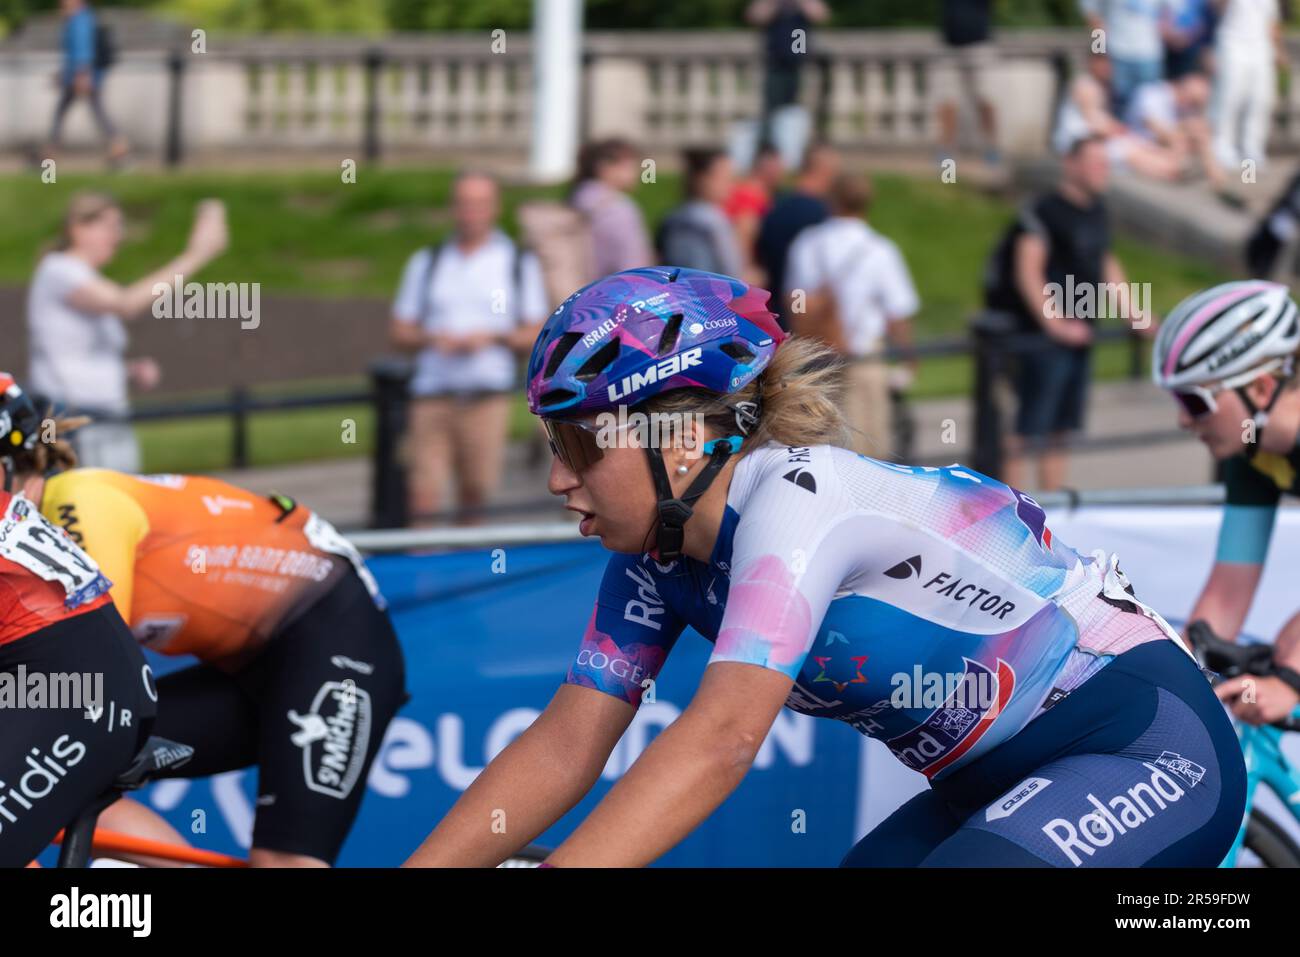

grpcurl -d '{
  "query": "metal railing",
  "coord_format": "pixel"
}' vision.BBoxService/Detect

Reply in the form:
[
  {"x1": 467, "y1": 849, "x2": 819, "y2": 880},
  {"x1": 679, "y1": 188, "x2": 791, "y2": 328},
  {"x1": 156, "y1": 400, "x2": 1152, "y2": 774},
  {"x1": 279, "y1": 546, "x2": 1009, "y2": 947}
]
[
  {"x1": 112, "y1": 317, "x2": 1172, "y2": 532},
  {"x1": 128, "y1": 384, "x2": 371, "y2": 469}
]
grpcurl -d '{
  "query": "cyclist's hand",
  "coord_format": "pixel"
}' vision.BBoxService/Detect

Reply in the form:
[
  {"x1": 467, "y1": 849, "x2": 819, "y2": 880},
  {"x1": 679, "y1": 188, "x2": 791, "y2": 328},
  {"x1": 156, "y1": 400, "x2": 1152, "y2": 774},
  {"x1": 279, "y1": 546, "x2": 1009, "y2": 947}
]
[{"x1": 1215, "y1": 674, "x2": 1300, "y2": 726}]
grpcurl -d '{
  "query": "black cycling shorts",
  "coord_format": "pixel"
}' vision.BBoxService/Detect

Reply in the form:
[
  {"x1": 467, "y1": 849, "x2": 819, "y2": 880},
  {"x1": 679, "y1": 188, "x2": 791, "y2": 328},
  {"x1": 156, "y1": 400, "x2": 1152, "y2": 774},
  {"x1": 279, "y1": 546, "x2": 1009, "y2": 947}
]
[
  {"x1": 0, "y1": 606, "x2": 157, "y2": 868},
  {"x1": 149, "y1": 569, "x2": 408, "y2": 864},
  {"x1": 841, "y1": 640, "x2": 1246, "y2": 867}
]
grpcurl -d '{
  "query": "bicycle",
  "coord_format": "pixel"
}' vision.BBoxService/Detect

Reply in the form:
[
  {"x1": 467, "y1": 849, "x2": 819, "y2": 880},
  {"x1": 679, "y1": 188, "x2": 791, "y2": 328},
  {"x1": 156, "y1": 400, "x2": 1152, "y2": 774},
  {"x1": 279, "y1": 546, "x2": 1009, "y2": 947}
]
[
  {"x1": 1186, "y1": 620, "x2": 1300, "y2": 868},
  {"x1": 51, "y1": 734, "x2": 197, "y2": 869}
]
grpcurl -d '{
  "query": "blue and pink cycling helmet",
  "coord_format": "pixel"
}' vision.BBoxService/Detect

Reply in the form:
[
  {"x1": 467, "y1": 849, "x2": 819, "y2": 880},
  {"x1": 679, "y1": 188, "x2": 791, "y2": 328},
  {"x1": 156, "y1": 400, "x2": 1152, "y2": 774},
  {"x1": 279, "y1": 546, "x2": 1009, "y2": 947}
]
[
  {"x1": 527, "y1": 266, "x2": 785, "y2": 417},
  {"x1": 526, "y1": 266, "x2": 787, "y2": 559}
]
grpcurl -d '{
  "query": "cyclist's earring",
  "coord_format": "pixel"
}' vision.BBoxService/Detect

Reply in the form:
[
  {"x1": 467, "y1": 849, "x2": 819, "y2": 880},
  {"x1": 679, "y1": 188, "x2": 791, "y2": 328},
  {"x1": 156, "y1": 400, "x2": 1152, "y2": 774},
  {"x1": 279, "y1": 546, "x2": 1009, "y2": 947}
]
[{"x1": 675, "y1": 464, "x2": 689, "y2": 476}]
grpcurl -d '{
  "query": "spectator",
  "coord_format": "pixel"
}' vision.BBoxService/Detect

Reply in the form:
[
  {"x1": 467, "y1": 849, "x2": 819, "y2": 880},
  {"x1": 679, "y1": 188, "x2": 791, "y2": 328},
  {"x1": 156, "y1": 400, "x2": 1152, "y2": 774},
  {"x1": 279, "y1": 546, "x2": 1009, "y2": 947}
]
[
  {"x1": 1162, "y1": 0, "x2": 1218, "y2": 79},
  {"x1": 1212, "y1": 0, "x2": 1284, "y2": 174},
  {"x1": 656, "y1": 148, "x2": 746, "y2": 278},
  {"x1": 784, "y1": 173, "x2": 920, "y2": 459},
  {"x1": 723, "y1": 144, "x2": 786, "y2": 279},
  {"x1": 48, "y1": 0, "x2": 126, "y2": 165},
  {"x1": 1052, "y1": 50, "x2": 1185, "y2": 180},
  {"x1": 999, "y1": 135, "x2": 1153, "y2": 491},
  {"x1": 389, "y1": 171, "x2": 547, "y2": 525},
  {"x1": 756, "y1": 140, "x2": 841, "y2": 329},
  {"x1": 745, "y1": 0, "x2": 830, "y2": 165},
  {"x1": 569, "y1": 138, "x2": 654, "y2": 277},
  {"x1": 1125, "y1": 72, "x2": 1225, "y2": 187},
  {"x1": 26, "y1": 193, "x2": 227, "y2": 473},
  {"x1": 1245, "y1": 166, "x2": 1300, "y2": 277},
  {"x1": 1079, "y1": 0, "x2": 1176, "y2": 118},
  {"x1": 935, "y1": 0, "x2": 1000, "y2": 165}
]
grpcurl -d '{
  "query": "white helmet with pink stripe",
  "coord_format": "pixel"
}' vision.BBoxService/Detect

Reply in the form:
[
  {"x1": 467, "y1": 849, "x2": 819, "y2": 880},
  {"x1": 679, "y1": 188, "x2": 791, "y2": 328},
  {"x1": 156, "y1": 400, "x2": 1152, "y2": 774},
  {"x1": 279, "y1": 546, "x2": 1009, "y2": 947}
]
[{"x1": 1153, "y1": 280, "x2": 1300, "y2": 392}]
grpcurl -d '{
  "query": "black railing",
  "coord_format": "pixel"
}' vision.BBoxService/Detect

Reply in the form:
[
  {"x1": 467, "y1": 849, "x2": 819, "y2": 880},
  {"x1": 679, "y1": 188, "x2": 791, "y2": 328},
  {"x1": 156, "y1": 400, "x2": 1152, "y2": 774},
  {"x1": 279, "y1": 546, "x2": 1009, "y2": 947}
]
[{"x1": 107, "y1": 321, "x2": 1174, "y2": 531}]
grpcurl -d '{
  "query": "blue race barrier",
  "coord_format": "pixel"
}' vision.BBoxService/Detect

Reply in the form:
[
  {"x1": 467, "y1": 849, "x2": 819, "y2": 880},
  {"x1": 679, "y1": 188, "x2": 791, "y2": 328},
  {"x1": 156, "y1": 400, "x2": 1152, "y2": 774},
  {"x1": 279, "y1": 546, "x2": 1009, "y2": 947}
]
[{"x1": 132, "y1": 542, "x2": 866, "y2": 867}]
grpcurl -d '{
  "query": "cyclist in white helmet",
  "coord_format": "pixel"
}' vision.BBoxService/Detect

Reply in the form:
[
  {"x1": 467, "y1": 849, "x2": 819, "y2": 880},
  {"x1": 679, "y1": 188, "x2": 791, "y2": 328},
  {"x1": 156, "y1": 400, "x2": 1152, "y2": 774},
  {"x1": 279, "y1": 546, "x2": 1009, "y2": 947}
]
[{"x1": 1153, "y1": 280, "x2": 1300, "y2": 726}]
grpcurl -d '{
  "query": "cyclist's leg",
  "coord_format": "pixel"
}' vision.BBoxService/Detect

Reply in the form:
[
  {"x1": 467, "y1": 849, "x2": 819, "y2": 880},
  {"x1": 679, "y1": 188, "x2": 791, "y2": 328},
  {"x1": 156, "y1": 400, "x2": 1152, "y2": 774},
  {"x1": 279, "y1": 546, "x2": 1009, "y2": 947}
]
[
  {"x1": 0, "y1": 608, "x2": 154, "y2": 867},
  {"x1": 840, "y1": 789, "x2": 963, "y2": 867},
  {"x1": 248, "y1": 571, "x2": 408, "y2": 865},
  {"x1": 148, "y1": 663, "x2": 259, "y2": 777}
]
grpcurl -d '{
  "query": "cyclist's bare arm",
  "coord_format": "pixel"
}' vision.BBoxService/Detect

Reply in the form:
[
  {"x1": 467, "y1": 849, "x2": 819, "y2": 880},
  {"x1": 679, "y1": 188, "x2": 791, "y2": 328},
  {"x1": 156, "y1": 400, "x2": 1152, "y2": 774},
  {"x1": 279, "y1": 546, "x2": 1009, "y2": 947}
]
[
  {"x1": 544, "y1": 661, "x2": 793, "y2": 867},
  {"x1": 1186, "y1": 561, "x2": 1263, "y2": 643},
  {"x1": 402, "y1": 683, "x2": 633, "y2": 867}
]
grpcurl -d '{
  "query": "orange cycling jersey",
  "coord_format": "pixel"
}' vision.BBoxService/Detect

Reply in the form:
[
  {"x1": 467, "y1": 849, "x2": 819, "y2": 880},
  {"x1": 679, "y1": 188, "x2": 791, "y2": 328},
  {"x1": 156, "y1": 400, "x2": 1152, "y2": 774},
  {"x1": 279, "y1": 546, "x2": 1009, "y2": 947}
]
[
  {"x1": 0, "y1": 488, "x2": 113, "y2": 647},
  {"x1": 40, "y1": 469, "x2": 384, "y2": 668}
]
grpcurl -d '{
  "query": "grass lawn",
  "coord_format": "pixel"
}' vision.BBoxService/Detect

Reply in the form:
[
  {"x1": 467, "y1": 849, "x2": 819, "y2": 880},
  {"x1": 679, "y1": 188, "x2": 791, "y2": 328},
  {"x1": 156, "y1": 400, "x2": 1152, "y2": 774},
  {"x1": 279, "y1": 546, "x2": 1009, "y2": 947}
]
[{"x1": 0, "y1": 167, "x2": 1231, "y2": 471}]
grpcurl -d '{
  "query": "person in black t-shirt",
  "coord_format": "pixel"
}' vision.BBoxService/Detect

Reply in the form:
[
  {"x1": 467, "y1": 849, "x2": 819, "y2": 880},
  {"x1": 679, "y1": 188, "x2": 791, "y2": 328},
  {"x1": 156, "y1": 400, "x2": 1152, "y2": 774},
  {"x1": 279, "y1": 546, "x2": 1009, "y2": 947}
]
[
  {"x1": 998, "y1": 134, "x2": 1156, "y2": 492},
  {"x1": 746, "y1": 0, "x2": 831, "y2": 152},
  {"x1": 935, "y1": 0, "x2": 999, "y2": 165}
]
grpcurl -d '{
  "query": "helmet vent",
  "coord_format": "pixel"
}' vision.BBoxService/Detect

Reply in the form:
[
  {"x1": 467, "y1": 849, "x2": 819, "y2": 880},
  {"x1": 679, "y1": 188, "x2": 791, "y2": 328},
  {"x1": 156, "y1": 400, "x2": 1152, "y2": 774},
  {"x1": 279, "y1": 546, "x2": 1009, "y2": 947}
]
[
  {"x1": 657, "y1": 313, "x2": 684, "y2": 355},
  {"x1": 538, "y1": 388, "x2": 578, "y2": 409},
  {"x1": 543, "y1": 332, "x2": 584, "y2": 378},
  {"x1": 720, "y1": 341, "x2": 755, "y2": 363},
  {"x1": 575, "y1": 337, "x2": 621, "y2": 382}
]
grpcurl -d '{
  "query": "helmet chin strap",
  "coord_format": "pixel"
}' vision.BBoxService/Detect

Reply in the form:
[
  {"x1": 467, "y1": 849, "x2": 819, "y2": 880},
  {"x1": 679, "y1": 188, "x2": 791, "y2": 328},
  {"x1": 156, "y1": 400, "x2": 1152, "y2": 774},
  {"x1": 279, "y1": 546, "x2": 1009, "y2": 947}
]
[
  {"x1": 643, "y1": 436, "x2": 742, "y2": 563},
  {"x1": 1236, "y1": 378, "x2": 1284, "y2": 458}
]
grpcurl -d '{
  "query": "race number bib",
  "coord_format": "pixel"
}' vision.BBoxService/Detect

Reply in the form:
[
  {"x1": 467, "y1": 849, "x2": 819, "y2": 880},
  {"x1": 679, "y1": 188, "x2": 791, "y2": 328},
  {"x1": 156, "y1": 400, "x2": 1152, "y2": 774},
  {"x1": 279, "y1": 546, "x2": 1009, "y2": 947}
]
[
  {"x1": 0, "y1": 494, "x2": 112, "y2": 609},
  {"x1": 303, "y1": 512, "x2": 387, "y2": 611}
]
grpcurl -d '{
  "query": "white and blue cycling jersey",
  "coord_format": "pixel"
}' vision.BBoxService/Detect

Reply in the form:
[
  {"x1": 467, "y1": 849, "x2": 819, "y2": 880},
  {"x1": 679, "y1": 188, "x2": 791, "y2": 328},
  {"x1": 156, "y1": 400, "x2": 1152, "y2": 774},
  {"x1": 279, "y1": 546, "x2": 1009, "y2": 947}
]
[
  {"x1": 569, "y1": 444, "x2": 1184, "y2": 779},
  {"x1": 565, "y1": 444, "x2": 1246, "y2": 866}
]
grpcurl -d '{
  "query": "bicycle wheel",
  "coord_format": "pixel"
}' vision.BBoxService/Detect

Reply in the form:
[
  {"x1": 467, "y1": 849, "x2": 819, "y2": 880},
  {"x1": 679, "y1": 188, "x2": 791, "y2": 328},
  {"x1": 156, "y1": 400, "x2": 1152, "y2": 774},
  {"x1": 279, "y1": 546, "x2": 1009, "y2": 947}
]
[{"x1": 1239, "y1": 810, "x2": 1300, "y2": 868}]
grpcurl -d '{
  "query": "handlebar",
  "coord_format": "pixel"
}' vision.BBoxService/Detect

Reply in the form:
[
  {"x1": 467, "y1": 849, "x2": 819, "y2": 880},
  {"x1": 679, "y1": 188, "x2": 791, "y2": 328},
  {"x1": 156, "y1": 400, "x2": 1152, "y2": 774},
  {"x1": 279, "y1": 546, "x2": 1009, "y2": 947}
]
[{"x1": 1186, "y1": 621, "x2": 1300, "y2": 733}]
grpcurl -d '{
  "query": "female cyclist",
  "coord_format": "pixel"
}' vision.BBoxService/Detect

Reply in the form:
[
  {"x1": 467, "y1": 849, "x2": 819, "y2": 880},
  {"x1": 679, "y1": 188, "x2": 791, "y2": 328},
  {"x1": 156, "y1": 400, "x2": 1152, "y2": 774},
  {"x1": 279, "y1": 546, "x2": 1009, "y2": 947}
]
[
  {"x1": 1152, "y1": 280, "x2": 1300, "y2": 728},
  {"x1": 404, "y1": 267, "x2": 1246, "y2": 868},
  {"x1": 0, "y1": 375, "x2": 156, "y2": 867},
  {"x1": 0, "y1": 376, "x2": 407, "y2": 868}
]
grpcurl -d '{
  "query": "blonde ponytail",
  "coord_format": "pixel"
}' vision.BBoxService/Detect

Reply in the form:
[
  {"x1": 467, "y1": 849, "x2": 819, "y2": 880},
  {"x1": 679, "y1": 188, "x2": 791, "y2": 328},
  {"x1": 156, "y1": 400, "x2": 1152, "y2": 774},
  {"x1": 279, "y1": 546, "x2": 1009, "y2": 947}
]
[{"x1": 643, "y1": 336, "x2": 852, "y2": 454}]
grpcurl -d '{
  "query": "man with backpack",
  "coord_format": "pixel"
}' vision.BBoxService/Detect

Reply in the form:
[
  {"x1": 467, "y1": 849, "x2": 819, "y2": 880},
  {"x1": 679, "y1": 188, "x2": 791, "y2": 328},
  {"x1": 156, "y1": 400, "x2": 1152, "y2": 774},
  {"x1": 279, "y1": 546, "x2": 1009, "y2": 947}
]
[
  {"x1": 389, "y1": 171, "x2": 548, "y2": 525},
  {"x1": 983, "y1": 134, "x2": 1154, "y2": 491},
  {"x1": 48, "y1": 0, "x2": 126, "y2": 166},
  {"x1": 784, "y1": 172, "x2": 920, "y2": 459}
]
